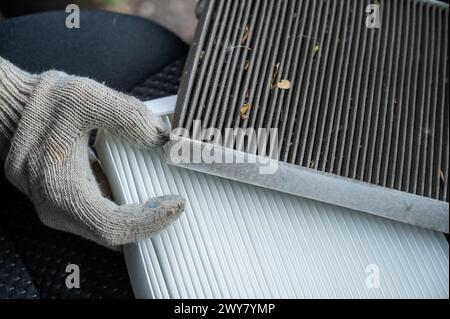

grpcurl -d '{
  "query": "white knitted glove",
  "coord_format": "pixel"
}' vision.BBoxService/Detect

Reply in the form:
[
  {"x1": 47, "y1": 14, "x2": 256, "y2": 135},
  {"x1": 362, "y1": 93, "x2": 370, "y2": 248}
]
[{"x1": 0, "y1": 57, "x2": 185, "y2": 248}]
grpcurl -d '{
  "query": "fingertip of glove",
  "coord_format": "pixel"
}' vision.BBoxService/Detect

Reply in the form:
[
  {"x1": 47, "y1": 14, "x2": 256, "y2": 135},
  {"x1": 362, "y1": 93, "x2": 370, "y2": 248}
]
[
  {"x1": 144, "y1": 195, "x2": 186, "y2": 218},
  {"x1": 138, "y1": 107, "x2": 171, "y2": 145}
]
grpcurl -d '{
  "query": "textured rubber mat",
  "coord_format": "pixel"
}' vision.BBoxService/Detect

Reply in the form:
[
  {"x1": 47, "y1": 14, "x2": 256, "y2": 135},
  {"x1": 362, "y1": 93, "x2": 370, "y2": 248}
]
[
  {"x1": 0, "y1": 229, "x2": 39, "y2": 299},
  {"x1": 131, "y1": 59, "x2": 185, "y2": 100}
]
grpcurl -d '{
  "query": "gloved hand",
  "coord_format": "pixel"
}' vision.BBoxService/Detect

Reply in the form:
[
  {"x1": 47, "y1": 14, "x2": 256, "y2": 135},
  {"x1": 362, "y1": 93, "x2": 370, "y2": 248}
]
[{"x1": 0, "y1": 57, "x2": 185, "y2": 248}]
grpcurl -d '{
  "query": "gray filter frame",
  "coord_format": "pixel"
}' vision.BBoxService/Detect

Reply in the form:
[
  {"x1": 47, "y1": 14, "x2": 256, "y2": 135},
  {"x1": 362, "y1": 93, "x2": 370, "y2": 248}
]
[{"x1": 169, "y1": 0, "x2": 449, "y2": 233}]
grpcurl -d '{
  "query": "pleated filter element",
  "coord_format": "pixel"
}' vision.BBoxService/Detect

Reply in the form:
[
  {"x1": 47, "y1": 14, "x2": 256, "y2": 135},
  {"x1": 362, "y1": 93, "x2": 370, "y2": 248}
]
[
  {"x1": 172, "y1": 0, "x2": 449, "y2": 233},
  {"x1": 95, "y1": 99, "x2": 449, "y2": 299}
]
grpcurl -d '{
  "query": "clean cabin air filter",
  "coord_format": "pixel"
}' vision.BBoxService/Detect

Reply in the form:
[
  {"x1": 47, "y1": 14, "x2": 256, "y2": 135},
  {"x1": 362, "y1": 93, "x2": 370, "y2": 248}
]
[{"x1": 170, "y1": 0, "x2": 449, "y2": 232}]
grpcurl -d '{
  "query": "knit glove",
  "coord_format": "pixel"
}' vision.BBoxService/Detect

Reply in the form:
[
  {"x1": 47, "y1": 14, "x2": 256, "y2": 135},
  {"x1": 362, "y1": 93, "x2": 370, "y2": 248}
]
[{"x1": 0, "y1": 57, "x2": 185, "y2": 248}]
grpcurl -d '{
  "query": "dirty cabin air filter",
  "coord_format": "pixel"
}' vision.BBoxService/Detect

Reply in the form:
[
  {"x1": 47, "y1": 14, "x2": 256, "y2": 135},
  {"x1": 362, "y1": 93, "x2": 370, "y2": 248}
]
[{"x1": 172, "y1": 0, "x2": 449, "y2": 232}]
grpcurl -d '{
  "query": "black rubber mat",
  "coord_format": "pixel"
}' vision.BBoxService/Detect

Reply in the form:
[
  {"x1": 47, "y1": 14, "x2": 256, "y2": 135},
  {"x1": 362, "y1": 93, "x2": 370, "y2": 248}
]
[
  {"x1": 131, "y1": 59, "x2": 185, "y2": 100},
  {"x1": 0, "y1": 229, "x2": 40, "y2": 299}
]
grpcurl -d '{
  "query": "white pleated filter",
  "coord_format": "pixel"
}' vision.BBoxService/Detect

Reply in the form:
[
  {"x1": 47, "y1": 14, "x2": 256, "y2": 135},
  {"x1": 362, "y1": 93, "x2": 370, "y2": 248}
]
[{"x1": 95, "y1": 101, "x2": 449, "y2": 299}]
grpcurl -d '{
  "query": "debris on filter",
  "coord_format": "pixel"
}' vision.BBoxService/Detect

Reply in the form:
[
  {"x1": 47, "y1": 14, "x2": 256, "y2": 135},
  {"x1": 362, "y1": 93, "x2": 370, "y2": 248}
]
[
  {"x1": 309, "y1": 160, "x2": 316, "y2": 169},
  {"x1": 240, "y1": 103, "x2": 252, "y2": 120},
  {"x1": 271, "y1": 62, "x2": 281, "y2": 89},
  {"x1": 199, "y1": 50, "x2": 206, "y2": 62},
  {"x1": 313, "y1": 43, "x2": 320, "y2": 54},
  {"x1": 242, "y1": 26, "x2": 250, "y2": 45},
  {"x1": 244, "y1": 60, "x2": 250, "y2": 70},
  {"x1": 439, "y1": 169, "x2": 446, "y2": 183},
  {"x1": 227, "y1": 45, "x2": 252, "y2": 53},
  {"x1": 277, "y1": 79, "x2": 292, "y2": 90}
]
